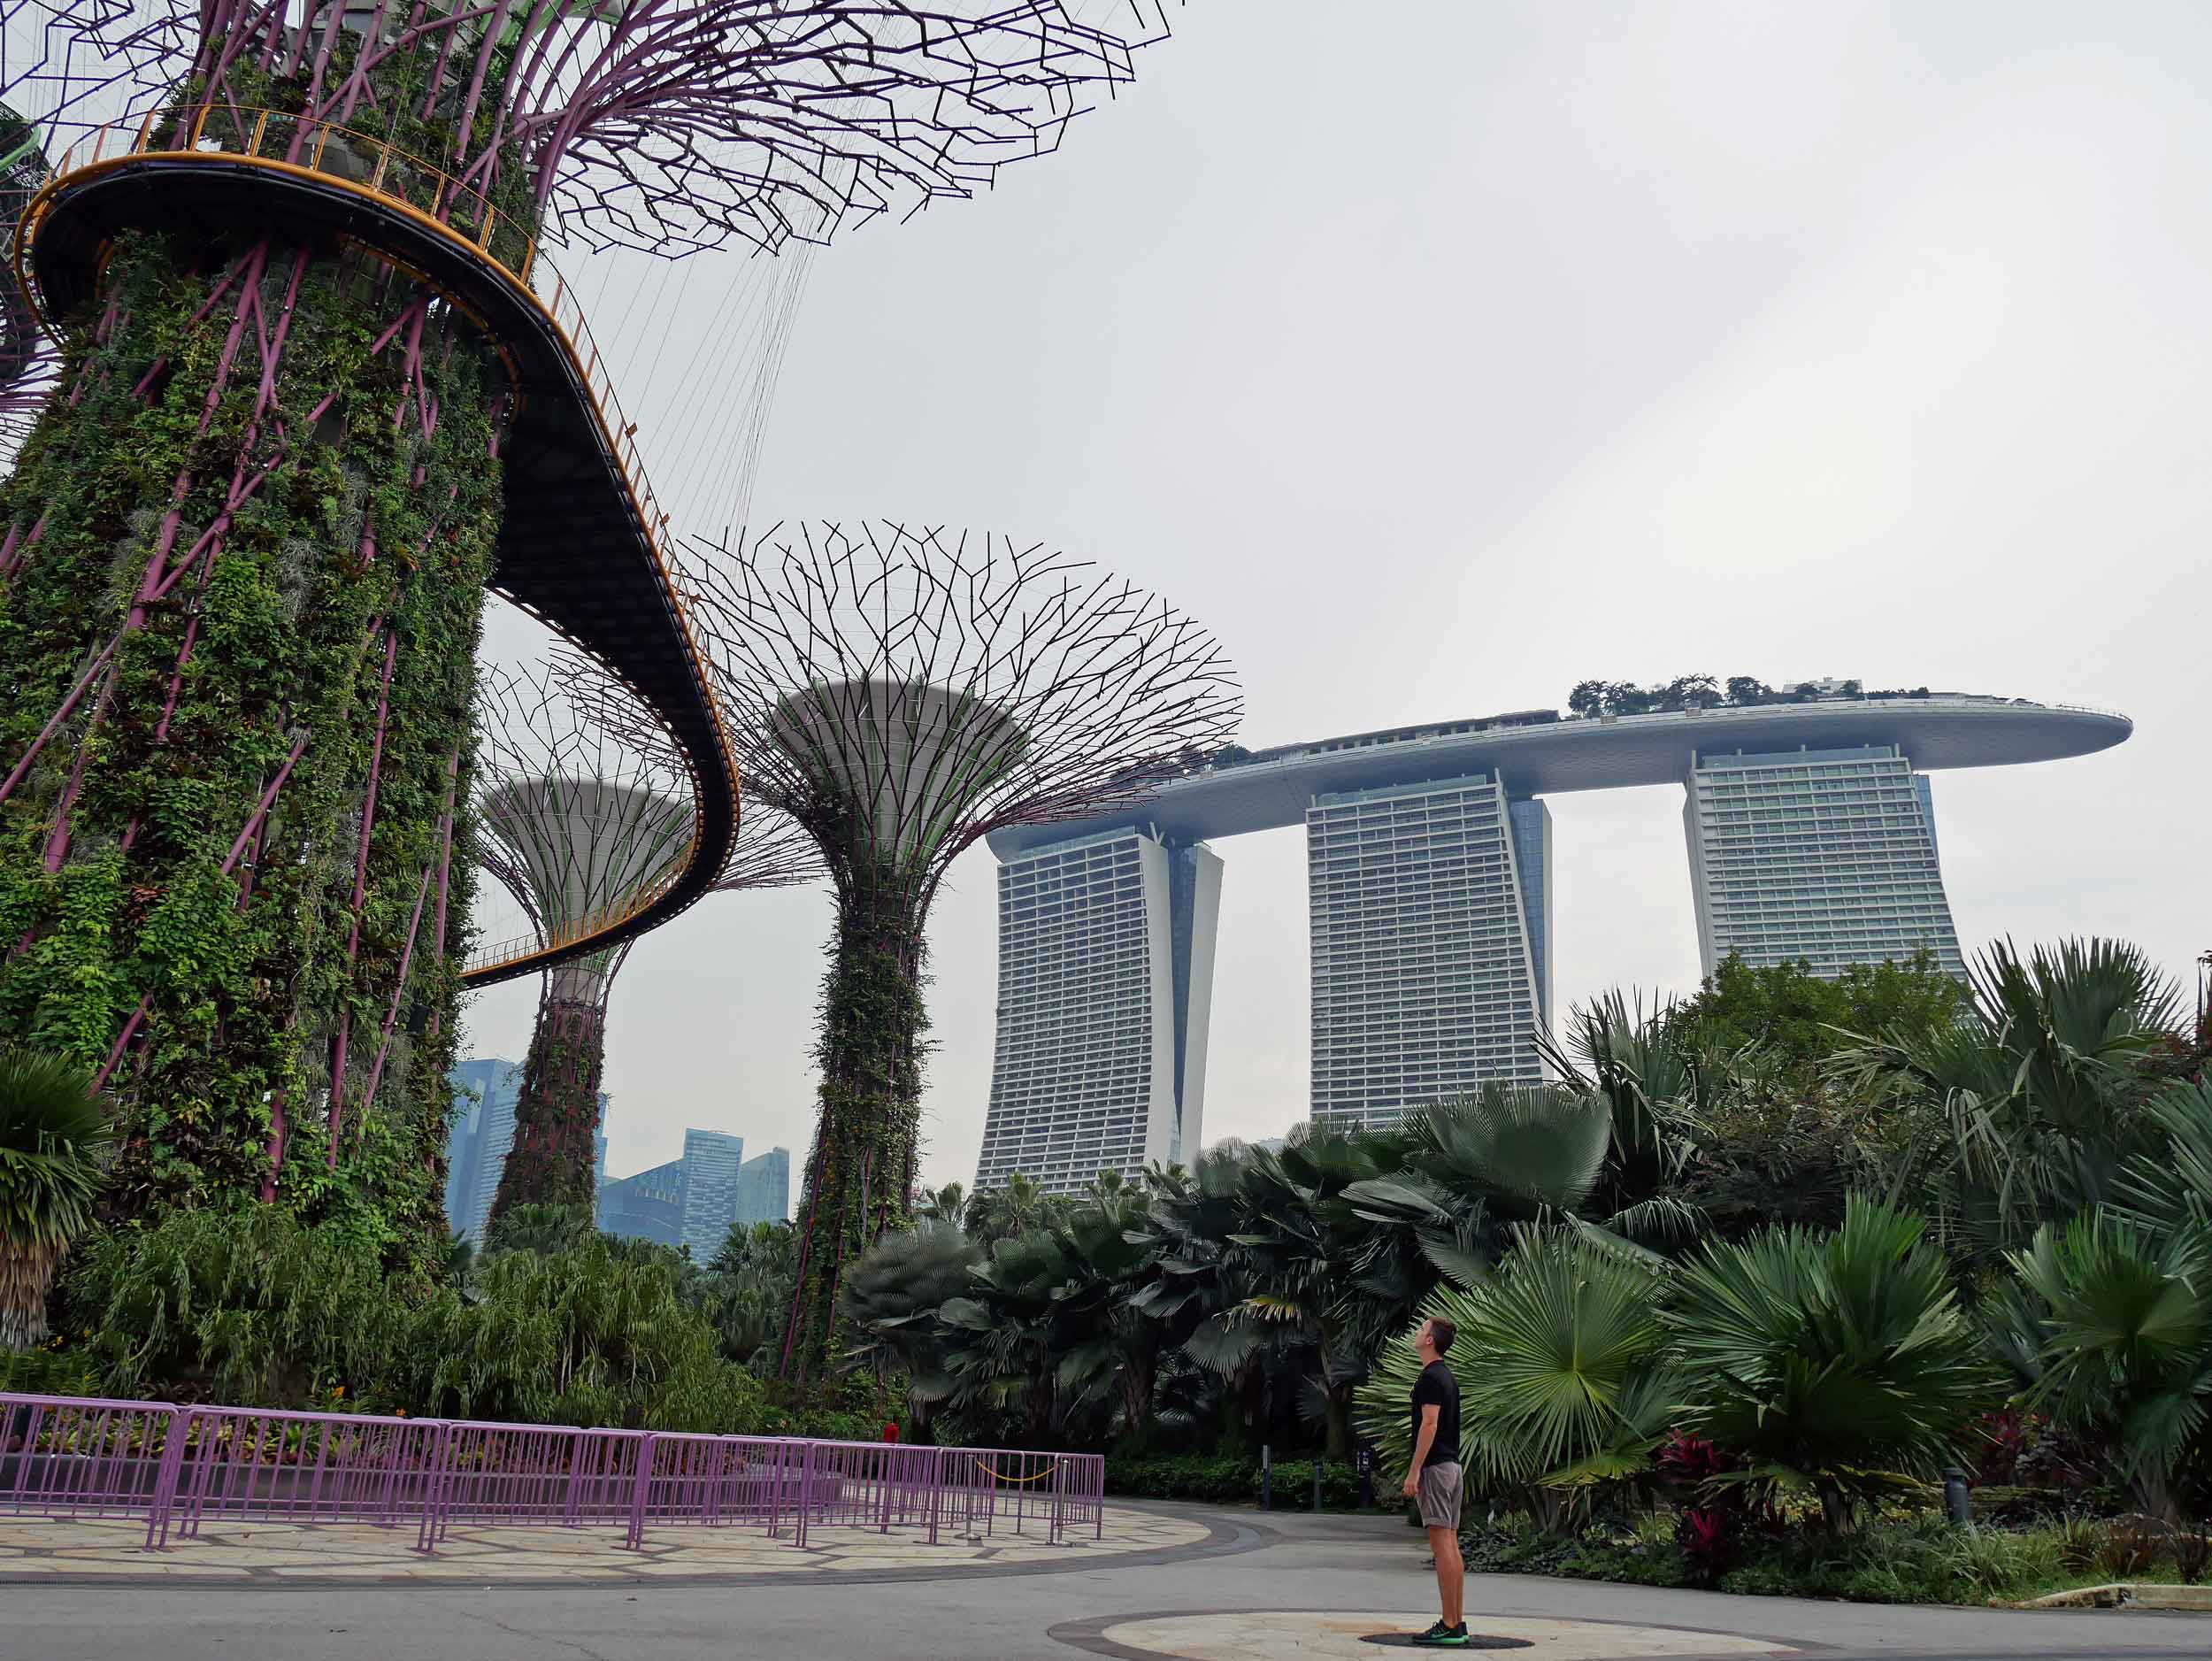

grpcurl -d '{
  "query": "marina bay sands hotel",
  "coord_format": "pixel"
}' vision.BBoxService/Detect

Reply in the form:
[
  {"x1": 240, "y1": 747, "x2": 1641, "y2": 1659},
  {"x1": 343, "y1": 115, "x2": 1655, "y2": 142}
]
[{"x1": 972, "y1": 689, "x2": 2130, "y2": 1194}]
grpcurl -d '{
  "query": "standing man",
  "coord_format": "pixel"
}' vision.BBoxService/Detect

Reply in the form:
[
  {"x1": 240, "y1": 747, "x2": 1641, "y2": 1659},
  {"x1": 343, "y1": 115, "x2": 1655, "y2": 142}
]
[{"x1": 1401, "y1": 1316, "x2": 1466, "y2": 1647}]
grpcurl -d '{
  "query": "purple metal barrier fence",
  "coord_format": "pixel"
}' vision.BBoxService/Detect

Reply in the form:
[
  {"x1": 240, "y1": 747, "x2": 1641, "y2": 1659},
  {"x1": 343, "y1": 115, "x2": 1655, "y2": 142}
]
[
  {"x1": 165, "y1": 1406, "x2": 446, "y2": 1549},
  {"x1": 793, "y1": 1438, "x2": 937, "y2": 1544},
  {"x1": 425, "y1": 1420, "x2": 644, "y2": 1544},
  {"x1": 625, "y1": 1433, "x2": 812, "y2": 1548},
  {"x1": 944, "y1": 1446, "x2": 1083, "y2": 1544},
  {"x1": 0, "y1": 1395, "x2": 186, "y2": 1549},
  {"x1": 1, "y1": 1393, "x2": 1109, "y2": 1559}
]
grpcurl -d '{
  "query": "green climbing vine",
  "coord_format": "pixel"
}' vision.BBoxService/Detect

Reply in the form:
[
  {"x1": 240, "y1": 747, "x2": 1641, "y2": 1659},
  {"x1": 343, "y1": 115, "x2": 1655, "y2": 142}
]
[
  {"x1": 782, "y1": 869, "x2": 930, "y2": 1380},
  {"x1": 0, "y1": 41, "x2": 536, "y2": 1272},
  {"x1": 490, "y1": 973, "x2": 611, "y2": 1219}
]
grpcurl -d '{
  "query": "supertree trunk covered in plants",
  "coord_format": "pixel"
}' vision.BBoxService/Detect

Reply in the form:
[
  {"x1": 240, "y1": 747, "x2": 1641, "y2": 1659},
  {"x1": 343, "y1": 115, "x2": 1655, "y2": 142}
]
[
  {"x1": 686, "y1": 521, "x2": 1241, "y2": 1380},
  {"x1": 0, "y1": 36, "x2": 527, "y2": 1249},
  {"x1": 476, "y1": 657, "x2": 815, "y2": 1225},
  {"x1": 498, "y1": 954, "x2": 616, "y2": 1216},
  {"x1": 0, "y1": 0, "x2": 1179, "y2": 1247},
  {"x1": 0, "y1": 216, "x2": 502, "y2": 1243}
]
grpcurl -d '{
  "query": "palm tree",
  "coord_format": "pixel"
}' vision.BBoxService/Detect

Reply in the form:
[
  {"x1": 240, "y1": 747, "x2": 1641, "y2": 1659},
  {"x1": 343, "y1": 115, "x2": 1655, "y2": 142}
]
[
  {"x1": 1344, "y1": 1080, "x2": 1690, "y2": 1308},
  {"x1": 1, "y1": 1048, "x2": 111, "y2": 1350},
  {"x1": 940, "y1": 1229, "x2": 1079, "y2": 1442},
  {"x1": 703, "y1": 1220, "x2": 801, "y2": 1372},
  {"x1": 1051, "y1": 1181, "x2": 1169, "y2": 1442},
  {"x1": 482, "y1": 1200, "x2": 597, "y2": 1259},
  {"x1": 840, "y1": 1219, "x2": 979, "y2": 1437},
  {"x1": 1537, "y1": 991, "x2": 1710, "y2": 1223},
  {"x1": 1356, "y1": 1230, "x2": 1674, "y2": 1533},
  {"x1": 2008, "y1": 1211, "x2": 2212, "y2": 1521},
  {"x1": 2114, "y1": 1079, "x2": 2212, "y2": 1245},
  {"x1": 1667, "y1": 1195, "x2": 2002, "y2": 1533},
  {"x1": 1127, "y1": 1147, "x2": 1264, "y2": 1439},
  {"x1": 964, "y1": 1171, "x2": 1065, "y2": 1243},
  {"x1": 1208, "y1": 1126, "x2": 1391, "y2": 1460},
  {"x1": 916, "y1": 1182, "x2": 966, "y2": 1226},
  {"x1": 1833, "y1": 938, "x2": 2182, "y2": 1259}
]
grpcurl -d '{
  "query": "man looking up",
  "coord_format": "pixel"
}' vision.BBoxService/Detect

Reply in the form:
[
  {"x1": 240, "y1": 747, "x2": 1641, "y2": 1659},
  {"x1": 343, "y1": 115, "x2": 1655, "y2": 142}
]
[{"x1": 1401, "y1": 1316, "x2": 1465, "y2": 1647}]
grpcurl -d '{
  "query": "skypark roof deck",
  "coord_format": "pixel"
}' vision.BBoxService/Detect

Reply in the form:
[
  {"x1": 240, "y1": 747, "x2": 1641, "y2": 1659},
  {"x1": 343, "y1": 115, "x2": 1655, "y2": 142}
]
[{"x1": 987, "y1": 694, "x2": 2130, "y2": 856}]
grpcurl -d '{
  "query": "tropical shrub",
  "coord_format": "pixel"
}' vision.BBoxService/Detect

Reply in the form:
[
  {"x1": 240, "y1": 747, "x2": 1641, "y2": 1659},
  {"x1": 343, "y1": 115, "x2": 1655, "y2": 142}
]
[
  {"x1": 1668, "y1": 1196, "x2": 2003, "y2": 1532},
  {"x1": 56, "y1": 1206, "x2": 765, "y2": 1431},
  {"x1": 1357, "y1": 1230, "x2": 1673, "y2": 1530},
  {"x1": 2007, "y1": 1212, "x2": 2212, "y2": 1520},
  {"x1": 0, "y1": 1048, "x2": 112, "y2": 1350},
  {"x1": 404, "y1": 1232, "x2": 764, "y2": 1432},
  {"x1": 63, "y1": 1204, "x2": 408, "y2": 1403},
  {"x1": 1102, "y1": 1453, "x2": 1368, "y2": 1510}
]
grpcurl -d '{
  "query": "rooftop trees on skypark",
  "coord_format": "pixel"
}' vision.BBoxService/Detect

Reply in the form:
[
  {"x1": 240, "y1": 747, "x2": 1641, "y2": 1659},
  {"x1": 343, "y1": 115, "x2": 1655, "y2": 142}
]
[{"x1": 0, "y1": 0, "x2": 1179, "y2": 1257}]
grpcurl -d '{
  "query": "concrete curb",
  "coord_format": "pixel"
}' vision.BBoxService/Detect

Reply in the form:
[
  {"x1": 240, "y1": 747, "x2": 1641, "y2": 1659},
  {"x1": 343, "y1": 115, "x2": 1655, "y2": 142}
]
[{"x1": 2016, "y1": 1582, "x2": 2212, "y2": 1611}]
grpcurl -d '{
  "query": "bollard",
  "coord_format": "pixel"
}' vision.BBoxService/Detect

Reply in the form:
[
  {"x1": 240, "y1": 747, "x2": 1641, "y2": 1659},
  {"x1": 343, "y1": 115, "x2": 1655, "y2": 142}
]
[
  {"x1": 1261, "y1": 1444, "x2": 1271, "y2": 1512},
  {"x1": 1312, "y1": 1459, "x2": 1323, "y2": 1512},
  {"x1": 1944, "y1": 1466, "x2": 1971, "y2": 1525},
  {"x1": 1357, "y1": 1447, "x2": 1374, "y2": 1510}
]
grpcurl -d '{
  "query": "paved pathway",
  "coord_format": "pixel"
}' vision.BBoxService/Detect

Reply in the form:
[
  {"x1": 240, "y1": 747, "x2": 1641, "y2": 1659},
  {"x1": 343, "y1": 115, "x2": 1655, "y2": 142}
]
[
  {"x1": 0, "y1": 1505, "x2": 1207, "y2": 1585},
  {"x1": 0, "y1": 1503, "x2": 2204, "y2": 1661}
]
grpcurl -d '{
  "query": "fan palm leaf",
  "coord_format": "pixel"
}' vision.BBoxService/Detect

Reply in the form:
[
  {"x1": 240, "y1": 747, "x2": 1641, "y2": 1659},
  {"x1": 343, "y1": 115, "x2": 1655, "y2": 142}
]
[
  {"x1": 2008, "y1": 1211, "x2": 2212, "y2": 1518},
  {"x1": 1667, "y1": 1195, "x2": 2002, "y2": 1531},
  {"x1": 1356, "y1": 1230, "x2": 1674, "y2": 1528},
  {"x1": 0, "y1": 1048, "x2": 111, "y2": 1350}
]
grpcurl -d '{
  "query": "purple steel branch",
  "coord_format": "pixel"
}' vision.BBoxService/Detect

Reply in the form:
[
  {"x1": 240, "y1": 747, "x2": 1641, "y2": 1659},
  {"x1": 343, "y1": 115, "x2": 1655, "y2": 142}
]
[{"x1": 27, "y1": 0, "x2": 1180, "y2": 258}]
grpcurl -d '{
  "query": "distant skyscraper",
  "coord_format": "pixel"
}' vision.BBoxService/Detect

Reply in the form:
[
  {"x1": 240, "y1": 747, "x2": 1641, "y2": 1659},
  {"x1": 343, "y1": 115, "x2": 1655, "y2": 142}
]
[
  {"x1": 596, "y1": 1156, "x2": 686, "y2": 1248},
  {"x1": 1685, "y1": 744, "x2": 1964, "y2": 979},
  {"x1": 1307, "y1": 774, "x2": 1548, "y2": 1132},
  {"x1": 443, "y1": 1064, "x2": 609, "y2": 1239},
  {"x1": 444, "y1": 1058, "x2": 521, "y2": 1240},
  {"x1": 976, "y1": 825, "x2": 1222, "y2": 1196},
  {"x1": 678, "y1": 1128, "x2": 744, "y2": 1258},
  {"x1": 735, "y1": 1147, "x2": 790, "y2": 1226}
]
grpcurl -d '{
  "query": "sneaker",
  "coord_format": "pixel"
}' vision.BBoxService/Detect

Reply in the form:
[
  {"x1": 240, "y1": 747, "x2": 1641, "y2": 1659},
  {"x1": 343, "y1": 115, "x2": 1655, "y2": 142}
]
[{"x1": 1410, "y1": 1621, "x2": 1469, "y2": 1647}]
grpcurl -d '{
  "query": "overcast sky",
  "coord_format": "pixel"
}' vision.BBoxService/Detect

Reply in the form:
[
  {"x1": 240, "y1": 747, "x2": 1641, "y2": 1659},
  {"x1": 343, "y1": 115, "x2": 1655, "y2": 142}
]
[{"x1": 467, "y1": 1, "x2": 2212, "y2": 1201}]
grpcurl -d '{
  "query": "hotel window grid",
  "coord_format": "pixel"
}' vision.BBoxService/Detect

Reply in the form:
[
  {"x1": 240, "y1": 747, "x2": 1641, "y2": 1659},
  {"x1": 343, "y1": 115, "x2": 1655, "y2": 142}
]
[
  {"x1": 1307, "y1": 773, "x2": 1547, "y2": 1134},
  {"x1": 977, "y1": 827, "x2": 1217, "y2": 1196},
  {"x1": 1685, "y1": 745, "x2": 1964, "y2": 979}
]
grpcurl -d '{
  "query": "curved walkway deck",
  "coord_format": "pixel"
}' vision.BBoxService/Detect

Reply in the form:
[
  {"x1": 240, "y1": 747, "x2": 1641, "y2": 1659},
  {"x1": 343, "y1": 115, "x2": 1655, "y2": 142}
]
[{"x1": 14, "y1": 110, "x2": 736, "y2": 988}]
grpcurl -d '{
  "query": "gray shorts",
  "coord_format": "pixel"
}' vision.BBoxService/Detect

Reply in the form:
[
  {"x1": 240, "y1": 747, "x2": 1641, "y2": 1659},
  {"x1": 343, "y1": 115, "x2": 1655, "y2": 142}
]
[{"x1": 1417, "y1": 1461, "x2": 1463, "y2": 1529}]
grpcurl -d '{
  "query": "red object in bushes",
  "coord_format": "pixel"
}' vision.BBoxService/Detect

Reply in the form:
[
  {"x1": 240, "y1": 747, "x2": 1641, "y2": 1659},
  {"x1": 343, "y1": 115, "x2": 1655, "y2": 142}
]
[{"x1": 882, "y1": 1422, "x2": 901, "y2": 1443}]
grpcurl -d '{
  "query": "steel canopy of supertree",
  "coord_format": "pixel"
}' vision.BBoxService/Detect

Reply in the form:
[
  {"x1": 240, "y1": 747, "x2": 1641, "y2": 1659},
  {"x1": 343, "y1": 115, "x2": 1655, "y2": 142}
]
[
  {"x1": 685, "y1": 520, "x2": 1241, "y2": 1379},
  {"x1": 476, "y1": 654, "x2": 817, "y2": 1224},
  {"x1": 0, "y1": 0, "x2": 1179, "y2": 1246}
]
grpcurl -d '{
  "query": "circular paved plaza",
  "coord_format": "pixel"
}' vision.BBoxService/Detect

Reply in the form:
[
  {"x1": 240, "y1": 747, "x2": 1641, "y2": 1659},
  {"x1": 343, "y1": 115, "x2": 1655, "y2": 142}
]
[{"x1": 1, "y1": 1503, "x2": 2205, "y2": 1660}]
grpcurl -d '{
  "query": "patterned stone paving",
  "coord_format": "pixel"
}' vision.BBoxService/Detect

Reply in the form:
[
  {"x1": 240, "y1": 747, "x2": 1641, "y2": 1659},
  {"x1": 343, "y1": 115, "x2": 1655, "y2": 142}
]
[
  {"x1": 1075, "y1": 1611, "x2": 1801, "y2": 1661},
  {"x1": 0, "y1": 1504, "x2": 1210, "y2": 1583}
]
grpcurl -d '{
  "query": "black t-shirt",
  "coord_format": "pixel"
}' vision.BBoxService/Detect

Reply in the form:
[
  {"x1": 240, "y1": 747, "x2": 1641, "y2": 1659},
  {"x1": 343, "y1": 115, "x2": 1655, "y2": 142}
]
[{"x1": 1410, "y1": 1359, "x2": 1461, "y2": 1469}]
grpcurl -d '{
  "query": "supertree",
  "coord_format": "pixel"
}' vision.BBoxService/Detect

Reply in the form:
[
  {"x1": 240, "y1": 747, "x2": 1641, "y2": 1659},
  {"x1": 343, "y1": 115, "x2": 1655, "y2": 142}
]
[
  {"x1": 474, "y1": 652, "x2": 816, "y2": 1222},
  {"x1": 685, "y1": 520, "x2": 1240, "y2": 1378},
  {"x1": 0, "y1": 0, "x2": 1178, "y2": 1241}
]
